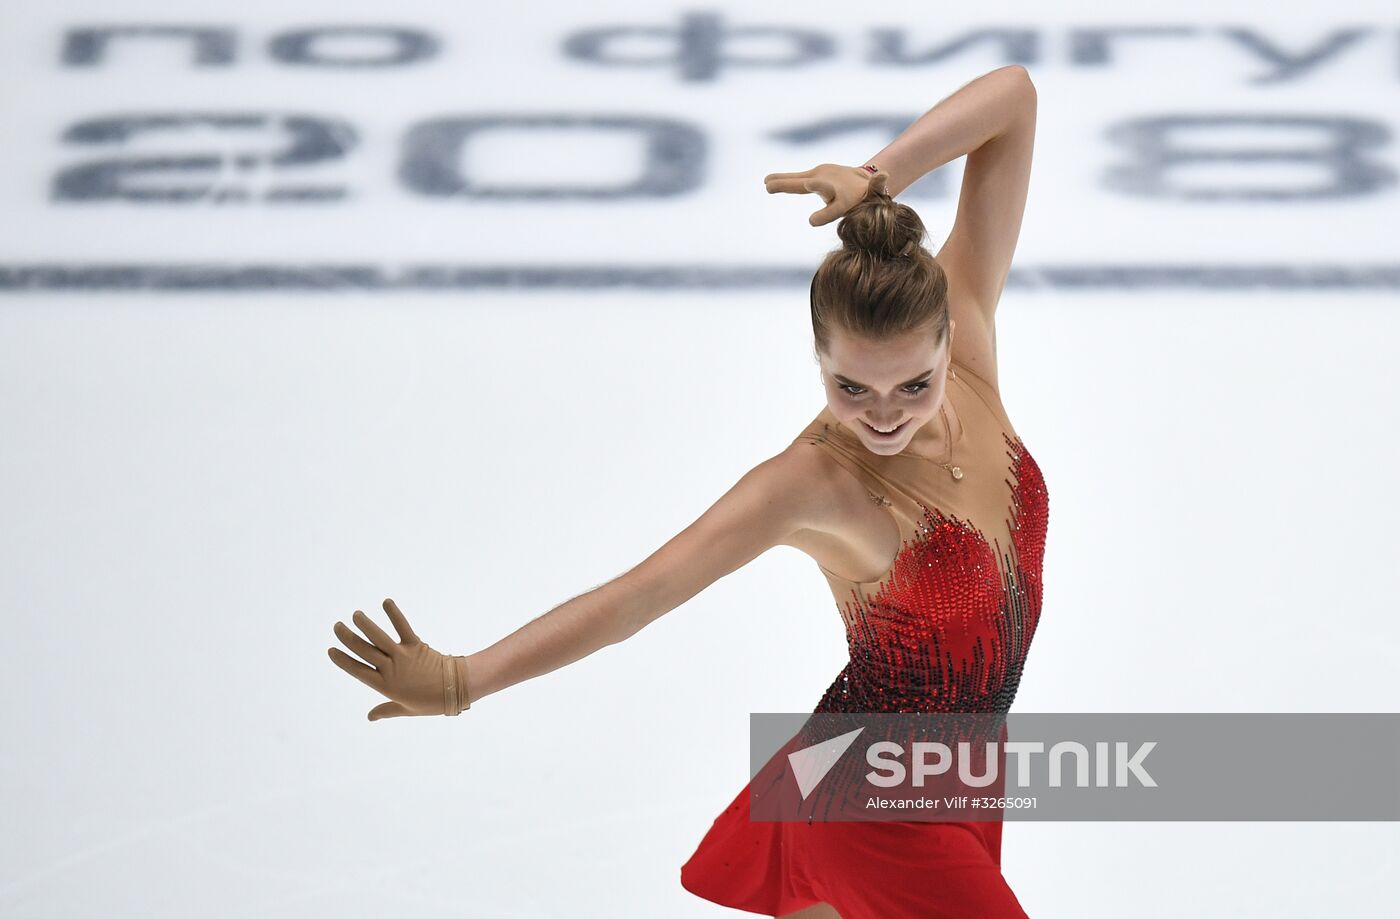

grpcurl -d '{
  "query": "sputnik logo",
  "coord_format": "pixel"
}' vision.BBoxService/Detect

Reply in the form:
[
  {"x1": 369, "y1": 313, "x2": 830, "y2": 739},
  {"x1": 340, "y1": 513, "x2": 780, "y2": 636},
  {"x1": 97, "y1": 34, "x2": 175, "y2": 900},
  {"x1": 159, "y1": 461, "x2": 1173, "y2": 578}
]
[{"x1": 787, "y1": 727, "x2": 865, "y2": 799}]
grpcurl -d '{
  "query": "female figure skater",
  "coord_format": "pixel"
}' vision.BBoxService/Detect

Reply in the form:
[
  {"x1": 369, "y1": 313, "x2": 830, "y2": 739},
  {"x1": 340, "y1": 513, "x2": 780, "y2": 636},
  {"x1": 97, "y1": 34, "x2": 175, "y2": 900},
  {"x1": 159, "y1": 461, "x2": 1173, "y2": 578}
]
[{"x1": 328, "y1": 64, "x2": 1045, "y2": 918}]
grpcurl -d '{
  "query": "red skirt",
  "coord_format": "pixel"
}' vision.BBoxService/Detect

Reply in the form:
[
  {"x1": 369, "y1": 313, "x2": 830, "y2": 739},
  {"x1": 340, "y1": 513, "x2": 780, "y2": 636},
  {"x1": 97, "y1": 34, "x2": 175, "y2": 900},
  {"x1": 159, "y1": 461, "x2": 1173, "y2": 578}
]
[{"x1": 679, "y1": 724, "x2": 1030, "y2": 918}]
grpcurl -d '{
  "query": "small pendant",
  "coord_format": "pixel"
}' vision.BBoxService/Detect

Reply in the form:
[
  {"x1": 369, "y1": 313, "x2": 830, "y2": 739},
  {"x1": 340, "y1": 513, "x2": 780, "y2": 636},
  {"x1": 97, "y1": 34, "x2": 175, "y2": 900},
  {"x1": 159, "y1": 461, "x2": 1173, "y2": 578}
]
[{"x1": 950, "y1": 465, "x2": 963, "y2": 481}]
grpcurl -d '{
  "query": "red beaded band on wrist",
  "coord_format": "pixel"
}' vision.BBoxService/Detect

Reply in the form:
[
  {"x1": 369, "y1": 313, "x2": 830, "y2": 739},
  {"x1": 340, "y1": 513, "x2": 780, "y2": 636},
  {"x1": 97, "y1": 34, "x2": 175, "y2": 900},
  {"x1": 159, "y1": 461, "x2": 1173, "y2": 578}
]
[{"x1": 860, "y1": 163, "x2": 880, "y2": 174}]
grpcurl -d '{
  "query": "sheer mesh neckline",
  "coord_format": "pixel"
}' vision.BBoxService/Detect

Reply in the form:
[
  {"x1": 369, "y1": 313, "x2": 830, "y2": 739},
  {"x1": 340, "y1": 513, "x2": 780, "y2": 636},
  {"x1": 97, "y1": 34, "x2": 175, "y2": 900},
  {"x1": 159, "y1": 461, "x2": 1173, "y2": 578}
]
[{"x1": 801, "y1": 358, "x2": 1029, "y2": 590}]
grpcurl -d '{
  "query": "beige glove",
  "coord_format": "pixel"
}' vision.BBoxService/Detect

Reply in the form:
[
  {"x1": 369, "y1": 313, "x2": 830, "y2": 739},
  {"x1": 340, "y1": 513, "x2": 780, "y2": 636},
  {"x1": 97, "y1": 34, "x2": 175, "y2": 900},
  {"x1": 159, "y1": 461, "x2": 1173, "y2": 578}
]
[
  {"x1": 763, "y1": 162, "x2": 888, "y2": 226},
  {"x1": 327, "y1": 598, "x2": 472, "y2": 721}
]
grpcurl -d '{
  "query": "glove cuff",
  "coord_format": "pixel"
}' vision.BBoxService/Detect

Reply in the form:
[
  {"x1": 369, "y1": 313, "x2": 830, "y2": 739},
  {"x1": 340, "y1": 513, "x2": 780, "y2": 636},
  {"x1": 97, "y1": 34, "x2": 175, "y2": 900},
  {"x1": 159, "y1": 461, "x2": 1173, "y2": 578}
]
[{"x1": 443, "y1": 654, "x2": 472, "y2": 716}]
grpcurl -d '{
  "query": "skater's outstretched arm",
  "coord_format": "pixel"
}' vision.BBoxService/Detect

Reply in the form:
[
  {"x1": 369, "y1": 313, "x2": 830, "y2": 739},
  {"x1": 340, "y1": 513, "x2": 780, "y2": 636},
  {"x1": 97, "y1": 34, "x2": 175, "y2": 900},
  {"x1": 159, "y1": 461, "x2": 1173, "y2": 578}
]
[
  {"x1": 328, "y1": 446, "x2": 834, "y2": 718},
  {"x1": 462, "y1": 448, "x2": 829, "y2": 703}
]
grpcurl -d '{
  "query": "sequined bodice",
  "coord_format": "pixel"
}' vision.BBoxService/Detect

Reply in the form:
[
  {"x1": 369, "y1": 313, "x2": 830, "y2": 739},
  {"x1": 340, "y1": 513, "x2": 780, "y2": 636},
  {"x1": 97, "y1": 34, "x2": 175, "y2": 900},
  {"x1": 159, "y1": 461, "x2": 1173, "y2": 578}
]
[{"x1": 791, "y1": 360, "x2": 1049, "y2": 715}]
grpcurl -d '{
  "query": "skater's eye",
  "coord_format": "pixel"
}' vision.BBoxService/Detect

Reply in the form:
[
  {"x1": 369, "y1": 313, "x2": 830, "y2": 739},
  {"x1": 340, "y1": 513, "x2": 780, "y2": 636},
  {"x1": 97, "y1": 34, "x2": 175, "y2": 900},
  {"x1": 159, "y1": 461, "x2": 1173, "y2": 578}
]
[{"x1": 839, "y1": 382, "x2": 929, "y2": 397}]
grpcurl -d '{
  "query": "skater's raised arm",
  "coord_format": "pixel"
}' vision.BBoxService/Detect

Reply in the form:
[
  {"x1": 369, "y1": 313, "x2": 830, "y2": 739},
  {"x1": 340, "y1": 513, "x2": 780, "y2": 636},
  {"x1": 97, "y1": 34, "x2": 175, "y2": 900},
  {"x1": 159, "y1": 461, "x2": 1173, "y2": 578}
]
[{"x1": 461, "y1": 447, "x2": 827, "y2": 704}]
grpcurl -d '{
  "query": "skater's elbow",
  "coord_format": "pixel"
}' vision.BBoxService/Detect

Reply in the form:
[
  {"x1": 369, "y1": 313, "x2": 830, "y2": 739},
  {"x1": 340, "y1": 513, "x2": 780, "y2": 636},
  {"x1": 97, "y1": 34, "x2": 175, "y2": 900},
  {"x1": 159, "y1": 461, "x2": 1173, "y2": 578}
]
[{"x1": 609, "y1": 450, "x2": 819, "y2": 637}]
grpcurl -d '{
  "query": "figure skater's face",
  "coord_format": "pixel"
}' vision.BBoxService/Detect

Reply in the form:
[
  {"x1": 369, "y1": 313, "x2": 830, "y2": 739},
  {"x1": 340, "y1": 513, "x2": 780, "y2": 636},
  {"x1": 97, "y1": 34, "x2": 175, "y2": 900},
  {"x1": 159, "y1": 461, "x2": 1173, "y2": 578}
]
[{"x1": 817, "y1": 321, "x2": 956, "y2": 457}]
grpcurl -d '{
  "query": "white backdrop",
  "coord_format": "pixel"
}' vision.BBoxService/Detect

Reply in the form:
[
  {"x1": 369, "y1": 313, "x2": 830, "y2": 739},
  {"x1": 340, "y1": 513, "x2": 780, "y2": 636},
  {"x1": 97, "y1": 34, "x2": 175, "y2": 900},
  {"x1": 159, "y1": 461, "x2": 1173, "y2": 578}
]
[{"x1": 2, "y1": 1, "x2": 1398, "y2": 917}]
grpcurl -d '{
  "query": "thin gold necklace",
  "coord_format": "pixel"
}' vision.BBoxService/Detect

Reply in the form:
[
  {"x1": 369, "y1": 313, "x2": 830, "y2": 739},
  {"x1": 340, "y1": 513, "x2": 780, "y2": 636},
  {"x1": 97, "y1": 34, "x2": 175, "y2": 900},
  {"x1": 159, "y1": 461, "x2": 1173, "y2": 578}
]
[{"x1": 905, "y1": 366, "x2": 963, "y2": 481}]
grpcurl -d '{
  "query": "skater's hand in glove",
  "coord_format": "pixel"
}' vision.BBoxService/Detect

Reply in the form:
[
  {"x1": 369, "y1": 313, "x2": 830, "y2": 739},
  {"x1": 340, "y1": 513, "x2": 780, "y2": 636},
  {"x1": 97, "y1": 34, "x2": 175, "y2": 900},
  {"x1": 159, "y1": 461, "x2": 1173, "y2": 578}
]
[
  {"x1": 328, "y1": 598, "x2": 469, "y2": 720},
  {"x1": 763, "y1": 163, "x2": 889, "y2": 227}
]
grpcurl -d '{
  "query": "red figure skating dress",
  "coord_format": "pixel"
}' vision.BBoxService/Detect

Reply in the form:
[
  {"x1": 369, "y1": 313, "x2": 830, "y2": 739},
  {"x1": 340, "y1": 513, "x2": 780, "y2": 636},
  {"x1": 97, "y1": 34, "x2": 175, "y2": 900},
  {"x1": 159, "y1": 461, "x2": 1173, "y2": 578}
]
[{"x1": 681, "y1": 357, "x2": 1049, "y2": 918}]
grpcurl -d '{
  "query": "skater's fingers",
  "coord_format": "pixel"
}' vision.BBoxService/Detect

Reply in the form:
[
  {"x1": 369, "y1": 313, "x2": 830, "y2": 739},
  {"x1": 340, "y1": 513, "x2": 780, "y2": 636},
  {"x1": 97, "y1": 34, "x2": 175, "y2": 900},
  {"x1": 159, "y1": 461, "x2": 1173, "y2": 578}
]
[
  {"x1": 333, "y1": 620, "x2": 388, "y2": 668},
  {"x1": 809, "y1": 201, "x2": 846, "y2": 227},
  {"x1": 803, "y1": 178, "x2": 836, "y2": 201},
  {"x1": 764, "y1": 169, "x2": 813, "y2": 182},
  {"x1": 352, "y1": 609, "x2": 398, "y2": 656},
  {"x1": 764, "y1": 176, "x2": 812, "y2": 195},
  {"x1": 382, "y1": 598, "x2": 420, "y2": 645},
  {"x1": 328, "y1": 646, "x2": 386, "y2": 693}
]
